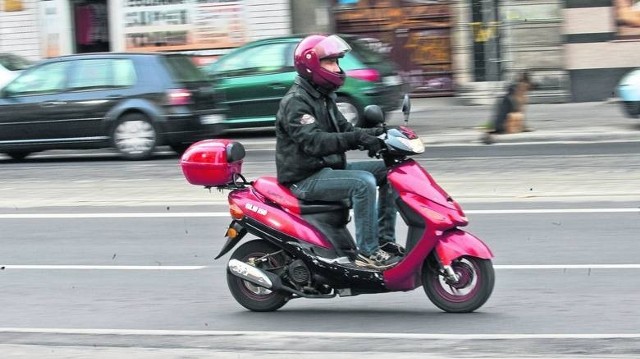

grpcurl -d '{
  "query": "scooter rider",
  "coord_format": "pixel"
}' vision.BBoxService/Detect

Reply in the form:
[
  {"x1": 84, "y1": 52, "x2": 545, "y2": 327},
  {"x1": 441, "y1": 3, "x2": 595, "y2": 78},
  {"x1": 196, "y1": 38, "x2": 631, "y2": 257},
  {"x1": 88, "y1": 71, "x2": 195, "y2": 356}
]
[{"x1": 275, "y1": 34, "x2": 403, "y2": 267}]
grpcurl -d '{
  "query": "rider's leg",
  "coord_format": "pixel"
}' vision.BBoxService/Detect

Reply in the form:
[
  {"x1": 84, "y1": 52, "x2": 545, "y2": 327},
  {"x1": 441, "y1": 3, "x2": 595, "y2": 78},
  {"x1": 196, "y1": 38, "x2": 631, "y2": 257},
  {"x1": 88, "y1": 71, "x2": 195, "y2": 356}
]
[
  {"x1": 289, "y1": 167, "x2": 379, "y2": 255},
  {"x1": 347, "y1": 161, "x2": 398, "y2": 245}
]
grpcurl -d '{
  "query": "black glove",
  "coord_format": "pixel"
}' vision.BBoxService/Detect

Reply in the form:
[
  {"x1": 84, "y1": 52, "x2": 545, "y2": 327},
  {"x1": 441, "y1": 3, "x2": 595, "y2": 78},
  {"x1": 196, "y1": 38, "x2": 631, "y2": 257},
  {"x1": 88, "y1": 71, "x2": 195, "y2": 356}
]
[{"x1": 358, "y1": 133, "x2": 385, "y2": 157}]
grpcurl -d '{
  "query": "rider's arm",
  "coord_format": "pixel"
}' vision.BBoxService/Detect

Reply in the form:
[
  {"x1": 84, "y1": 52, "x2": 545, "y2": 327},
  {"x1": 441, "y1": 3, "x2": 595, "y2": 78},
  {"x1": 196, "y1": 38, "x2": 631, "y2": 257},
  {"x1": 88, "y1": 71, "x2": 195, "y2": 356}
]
[{"x1": 283, "y1": 95, "x2": 360, "y2": 156}]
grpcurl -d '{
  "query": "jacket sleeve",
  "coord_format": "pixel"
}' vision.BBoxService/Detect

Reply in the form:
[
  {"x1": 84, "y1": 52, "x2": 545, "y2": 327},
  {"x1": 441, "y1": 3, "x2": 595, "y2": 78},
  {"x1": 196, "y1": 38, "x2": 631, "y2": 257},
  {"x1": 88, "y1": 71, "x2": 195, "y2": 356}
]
[{"x1": 283, "y1": 95, "x2": 360, "y2": 156}]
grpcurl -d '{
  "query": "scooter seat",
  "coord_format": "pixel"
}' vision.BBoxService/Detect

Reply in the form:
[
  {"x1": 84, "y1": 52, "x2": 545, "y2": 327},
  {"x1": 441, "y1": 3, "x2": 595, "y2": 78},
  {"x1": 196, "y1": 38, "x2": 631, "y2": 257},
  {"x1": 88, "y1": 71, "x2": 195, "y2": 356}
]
[{"x1": 253, "y1": 176, "x2": 350, "y2": 214}]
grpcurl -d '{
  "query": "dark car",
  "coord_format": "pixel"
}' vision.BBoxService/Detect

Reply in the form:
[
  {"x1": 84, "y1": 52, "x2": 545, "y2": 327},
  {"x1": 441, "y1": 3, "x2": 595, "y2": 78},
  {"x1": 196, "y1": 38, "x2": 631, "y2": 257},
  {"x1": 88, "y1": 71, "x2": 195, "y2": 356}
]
[
  {"x1": 203, "y1": 34, "x2": 405, "y2": 129},
  {"x1": 0, "y1": 52, "x2": 225, "y2": 160}
]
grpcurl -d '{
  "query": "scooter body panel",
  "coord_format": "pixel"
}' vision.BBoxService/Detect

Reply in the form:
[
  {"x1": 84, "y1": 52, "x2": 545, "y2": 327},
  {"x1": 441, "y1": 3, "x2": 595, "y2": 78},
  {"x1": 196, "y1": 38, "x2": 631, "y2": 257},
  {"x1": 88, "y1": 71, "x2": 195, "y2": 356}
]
[
  {"x1": 228, "y1": 189, "x2": 333, "y2": 249},
  {"x1": 388, "y1": 159, "x2": 455, "y2": 209}
]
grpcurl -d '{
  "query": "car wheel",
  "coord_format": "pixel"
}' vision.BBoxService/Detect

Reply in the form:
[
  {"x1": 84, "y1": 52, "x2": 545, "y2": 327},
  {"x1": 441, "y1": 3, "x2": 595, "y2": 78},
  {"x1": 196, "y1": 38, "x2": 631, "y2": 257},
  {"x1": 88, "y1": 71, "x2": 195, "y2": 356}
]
[
  {"x1": 336, "y1": 96, "x2": 362, "y2": 127},
  {"x1": 112, "y1": 113, "x2": 157, "y2": 160},
  {"x1": 5, "y1": 151, "x2": 31, "y2": 161},
  {"x1": 170, "y1": 143, "x2": 191, "y2": 156}
]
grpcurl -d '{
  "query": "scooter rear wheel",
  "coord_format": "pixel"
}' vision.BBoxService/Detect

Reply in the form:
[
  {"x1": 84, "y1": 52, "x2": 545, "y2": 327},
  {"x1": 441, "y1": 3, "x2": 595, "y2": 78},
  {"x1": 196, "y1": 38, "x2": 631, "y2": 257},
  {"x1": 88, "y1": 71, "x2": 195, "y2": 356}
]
[
  {"x1": 227, "y1": 239, "x2": 292, "y2": 312},
  {"x1": 422, "y1": 255, "x2": 495, "y2": 313}
]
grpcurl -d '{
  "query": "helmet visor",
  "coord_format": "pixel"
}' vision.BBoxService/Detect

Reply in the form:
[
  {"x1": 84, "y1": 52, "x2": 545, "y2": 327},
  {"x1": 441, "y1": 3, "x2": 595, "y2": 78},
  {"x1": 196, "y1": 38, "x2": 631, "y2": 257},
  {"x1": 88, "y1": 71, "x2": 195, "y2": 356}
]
[{"x1": 314, "y1": 35, "x2": 352, "y2": 60}]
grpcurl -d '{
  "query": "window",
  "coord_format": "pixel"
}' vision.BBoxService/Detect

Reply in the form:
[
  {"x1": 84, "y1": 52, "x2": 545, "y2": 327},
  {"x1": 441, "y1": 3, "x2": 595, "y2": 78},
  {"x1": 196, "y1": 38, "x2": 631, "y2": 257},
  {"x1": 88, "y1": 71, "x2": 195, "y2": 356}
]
[
  {"x1": 215, "y1": 43, "x2": 290, "y2": 75},
  {"x1": 5, "y1": 61, "x2": 69, "y2": 95},
  {"x1": 68, "y1": 59, "x2": 136, "y2": 90},
  {"x1": 0, "y1": 54, "x2": 32, "y2": 71},
  {"x1": 163, "y1": 55, "x2": 208, "y2": 83}
]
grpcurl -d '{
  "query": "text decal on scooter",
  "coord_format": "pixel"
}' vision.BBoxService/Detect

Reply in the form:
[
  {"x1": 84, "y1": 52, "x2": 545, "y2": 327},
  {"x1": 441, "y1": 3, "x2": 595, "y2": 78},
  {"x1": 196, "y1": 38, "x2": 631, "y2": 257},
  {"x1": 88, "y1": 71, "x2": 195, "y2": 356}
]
[{"x1": 245, "y1": 203, "x2": 268, "y2": 215}]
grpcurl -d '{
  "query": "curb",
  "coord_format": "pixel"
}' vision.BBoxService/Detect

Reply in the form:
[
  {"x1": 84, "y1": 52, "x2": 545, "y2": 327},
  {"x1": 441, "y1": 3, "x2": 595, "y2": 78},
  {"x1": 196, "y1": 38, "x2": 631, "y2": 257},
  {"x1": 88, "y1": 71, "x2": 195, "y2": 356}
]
[{"x1": 421, "y1": 127, "x2": 639, "y2": 146}]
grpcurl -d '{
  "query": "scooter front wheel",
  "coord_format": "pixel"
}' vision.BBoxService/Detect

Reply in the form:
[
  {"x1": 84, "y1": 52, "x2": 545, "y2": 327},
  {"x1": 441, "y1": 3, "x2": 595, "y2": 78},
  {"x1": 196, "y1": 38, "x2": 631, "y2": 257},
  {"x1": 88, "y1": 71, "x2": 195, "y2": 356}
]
[
  {"x1": 422, "y1": 255, "x2": 495, "y2": 313},
  {"x1": 227, "y1": 240, "x2": 292, "y2": 312}
]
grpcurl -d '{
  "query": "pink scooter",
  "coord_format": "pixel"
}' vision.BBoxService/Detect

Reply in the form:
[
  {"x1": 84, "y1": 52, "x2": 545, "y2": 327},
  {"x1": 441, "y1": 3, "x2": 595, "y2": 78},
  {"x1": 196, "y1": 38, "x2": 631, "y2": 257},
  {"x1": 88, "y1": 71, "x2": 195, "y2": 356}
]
[{"x1": 181, "y1": 95, "x2": 494, "y2": 312}]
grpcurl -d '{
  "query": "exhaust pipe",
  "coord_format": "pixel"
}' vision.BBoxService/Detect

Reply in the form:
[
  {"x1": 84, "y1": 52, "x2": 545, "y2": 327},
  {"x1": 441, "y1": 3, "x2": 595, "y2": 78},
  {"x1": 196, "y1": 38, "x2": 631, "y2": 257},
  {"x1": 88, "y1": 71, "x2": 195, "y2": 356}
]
[
  {"x1": 228, "y1": 259, "x2": 274, "y2": 289},
  {"x1": 228, "y1": 259, "x2": 337, "y2": 299}
]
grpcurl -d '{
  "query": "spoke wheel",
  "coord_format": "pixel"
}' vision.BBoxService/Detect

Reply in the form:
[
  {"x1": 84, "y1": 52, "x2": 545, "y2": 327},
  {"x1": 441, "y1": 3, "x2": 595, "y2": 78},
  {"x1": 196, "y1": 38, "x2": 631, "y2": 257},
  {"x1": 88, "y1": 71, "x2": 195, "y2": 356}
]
[
  {"x1": 423, "y1": 256, "x2": 495, "y2": 313},
  {"x1": 227, "y1": 240, "x2": 291, "y2": 312},
  {"x1": 112, "y1": 113, "x2": 157, "y2": 160}
]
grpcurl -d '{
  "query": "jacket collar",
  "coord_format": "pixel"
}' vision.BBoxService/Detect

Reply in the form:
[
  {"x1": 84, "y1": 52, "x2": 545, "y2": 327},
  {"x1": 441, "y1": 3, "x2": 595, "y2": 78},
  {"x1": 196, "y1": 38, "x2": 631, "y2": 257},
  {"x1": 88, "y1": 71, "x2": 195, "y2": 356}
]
[{"x1": 295, "y1": 76, "x2": 336, "y2": 100}]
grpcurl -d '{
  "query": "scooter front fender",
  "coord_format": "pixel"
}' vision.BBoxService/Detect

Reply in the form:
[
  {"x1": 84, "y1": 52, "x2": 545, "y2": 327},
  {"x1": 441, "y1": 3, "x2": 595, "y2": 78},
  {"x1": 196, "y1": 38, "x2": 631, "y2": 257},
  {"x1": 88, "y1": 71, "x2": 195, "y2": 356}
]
[{"x1": 435, "y1": 229, "x2": 493, "y2": 266}]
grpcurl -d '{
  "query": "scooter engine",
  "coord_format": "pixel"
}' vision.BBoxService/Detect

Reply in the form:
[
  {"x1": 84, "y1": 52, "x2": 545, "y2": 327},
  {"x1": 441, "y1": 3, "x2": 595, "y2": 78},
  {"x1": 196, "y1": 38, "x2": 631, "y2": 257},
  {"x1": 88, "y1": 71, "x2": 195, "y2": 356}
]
[{"x1": 287, "y1": 259, "x2": 311, "y2": 285}]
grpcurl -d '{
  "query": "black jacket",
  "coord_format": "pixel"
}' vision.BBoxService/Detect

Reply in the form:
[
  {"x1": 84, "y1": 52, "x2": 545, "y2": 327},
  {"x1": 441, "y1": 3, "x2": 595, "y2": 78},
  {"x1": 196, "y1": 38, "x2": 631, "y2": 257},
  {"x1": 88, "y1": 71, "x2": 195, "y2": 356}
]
[{"x1": 275, "y1": 76, "x2": 382, "y2": 185}]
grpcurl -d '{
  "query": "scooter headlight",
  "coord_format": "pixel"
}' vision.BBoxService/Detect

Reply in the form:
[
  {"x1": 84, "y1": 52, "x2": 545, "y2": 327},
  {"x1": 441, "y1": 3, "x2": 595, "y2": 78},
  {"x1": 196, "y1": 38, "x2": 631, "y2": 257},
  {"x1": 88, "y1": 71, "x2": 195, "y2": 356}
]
[{"x1": 397, "y1": 137, "x2": 425, "y2": 154}]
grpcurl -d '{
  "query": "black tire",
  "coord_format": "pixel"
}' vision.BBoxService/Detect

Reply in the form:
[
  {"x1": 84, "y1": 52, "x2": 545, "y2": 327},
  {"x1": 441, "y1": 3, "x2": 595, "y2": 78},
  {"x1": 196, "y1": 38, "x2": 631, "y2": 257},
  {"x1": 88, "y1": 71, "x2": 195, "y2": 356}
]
[
  {"x1": 423, "y1": 256, "x2": 495, "y2": 313},
  {"x1": 227, "y1": 240, "x2": 291, "y2": 312},
  {"x1": 336, "y1": 96, "x2": 362, "y2": 127},
  {"x1": 169, "y1": 143, "x2": 191, "y2": 156},
  {"x1": 5, "y1": 151, "x2": 31, "y2": 161},
  {"x1": 111, "y1": 113, "x2": 157, "y2": 160}
]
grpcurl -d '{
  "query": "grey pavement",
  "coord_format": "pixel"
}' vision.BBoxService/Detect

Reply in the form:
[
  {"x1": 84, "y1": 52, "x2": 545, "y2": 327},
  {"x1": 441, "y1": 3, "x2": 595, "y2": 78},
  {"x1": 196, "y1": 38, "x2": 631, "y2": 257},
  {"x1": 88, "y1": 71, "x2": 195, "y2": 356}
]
[{"x1": 392, "y1": 96, "x2": 639, "y2": 146}]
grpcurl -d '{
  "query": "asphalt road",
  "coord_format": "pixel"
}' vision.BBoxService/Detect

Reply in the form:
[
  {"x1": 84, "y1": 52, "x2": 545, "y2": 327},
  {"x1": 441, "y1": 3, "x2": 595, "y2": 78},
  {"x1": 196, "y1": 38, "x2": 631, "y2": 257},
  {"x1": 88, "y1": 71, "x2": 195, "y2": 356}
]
[{"x1": 1, "y1": 141, "x2": 639, "y2": 358}]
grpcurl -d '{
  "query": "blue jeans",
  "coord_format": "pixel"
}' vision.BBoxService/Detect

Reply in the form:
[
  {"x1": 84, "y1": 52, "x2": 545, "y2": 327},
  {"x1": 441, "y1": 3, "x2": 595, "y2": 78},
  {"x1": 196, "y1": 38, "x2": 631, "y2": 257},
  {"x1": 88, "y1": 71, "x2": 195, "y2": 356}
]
[{"x1": 289, "y1": 161, "x2": 397, "y2": 256}]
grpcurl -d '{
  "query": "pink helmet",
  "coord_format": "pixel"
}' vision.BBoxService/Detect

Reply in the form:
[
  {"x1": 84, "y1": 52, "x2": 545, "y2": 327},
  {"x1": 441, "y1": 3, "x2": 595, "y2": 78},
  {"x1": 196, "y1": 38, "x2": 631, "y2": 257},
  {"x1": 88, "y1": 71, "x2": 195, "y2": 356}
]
[{"x1": 294, "y1": 34, "x2": 352, "y2": 91}]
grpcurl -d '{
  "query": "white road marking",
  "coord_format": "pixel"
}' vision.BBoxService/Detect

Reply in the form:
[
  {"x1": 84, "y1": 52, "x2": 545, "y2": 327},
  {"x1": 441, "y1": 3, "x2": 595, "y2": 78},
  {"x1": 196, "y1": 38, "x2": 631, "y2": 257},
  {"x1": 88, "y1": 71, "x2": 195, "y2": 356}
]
[
  {"x1": 2, "y1": 264, "x2": 639, "y2": 270},
  {"x1": 0, "y1": 327, "x2": 638, "y2": 339},
  {"x1": 0, "y1": 213, "x2": 230, "y2": 219},
  {"x1": 496, "y1": 264, "x2": 640, "y2": 269},
  {"x1": 0, "y1": 265, "x2": 206, "y2": 270},
  {"x1": 467, "y1": 208, "x2": 640, "y2": 214},
  {"x1": 0, "y1": 208, "x2": 638, "y2": 219}
]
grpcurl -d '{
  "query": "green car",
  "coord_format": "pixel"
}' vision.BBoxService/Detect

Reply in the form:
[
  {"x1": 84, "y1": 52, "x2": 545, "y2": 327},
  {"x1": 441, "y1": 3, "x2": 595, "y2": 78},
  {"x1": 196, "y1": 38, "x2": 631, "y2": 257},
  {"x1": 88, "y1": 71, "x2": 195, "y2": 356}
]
[{"x1": 203, "y1": 34, "x2": 406, "y2": 129}]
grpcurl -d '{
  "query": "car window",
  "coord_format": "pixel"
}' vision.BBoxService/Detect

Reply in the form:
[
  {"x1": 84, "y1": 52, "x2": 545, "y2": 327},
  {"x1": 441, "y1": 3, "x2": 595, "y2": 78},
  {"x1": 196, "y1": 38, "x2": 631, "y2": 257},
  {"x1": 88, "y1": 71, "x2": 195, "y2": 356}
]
[
  {"x1": 5, "y1": 61, "x2": 69, "y2": 95},
  {"x1": 213, "y1": 43, "x2": 290, "y2": 75},
  {"x1": 163, "y1": 55, "x2": 209, "y2": 83},
  {"x1": 68, "y1": 58, "x2": 137, "y2": 90},
  {"x1": 0, "y1": 54, "x2": 32, "y2": 71},
  {"x1": 345, "y1": 38, "x2": 384, "y2": 65}
]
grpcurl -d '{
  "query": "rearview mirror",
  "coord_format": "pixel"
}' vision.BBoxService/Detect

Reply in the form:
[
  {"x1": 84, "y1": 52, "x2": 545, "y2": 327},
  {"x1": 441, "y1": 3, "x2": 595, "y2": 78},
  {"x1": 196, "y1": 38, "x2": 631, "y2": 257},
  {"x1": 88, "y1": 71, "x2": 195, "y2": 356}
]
[
  {"x1": 401, "y1": 94, "x2": 411, "y2": 123},
  {"x1": 362, "y1": 105, "x2": 385, "y2": 127}
]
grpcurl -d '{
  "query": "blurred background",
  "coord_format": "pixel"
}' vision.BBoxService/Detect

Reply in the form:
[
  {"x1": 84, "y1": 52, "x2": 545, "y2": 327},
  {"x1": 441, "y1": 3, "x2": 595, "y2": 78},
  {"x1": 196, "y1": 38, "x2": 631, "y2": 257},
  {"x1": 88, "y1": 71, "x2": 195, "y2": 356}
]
[{"x1": 2, "y1": 0, "x2": 639, "y2": 104}]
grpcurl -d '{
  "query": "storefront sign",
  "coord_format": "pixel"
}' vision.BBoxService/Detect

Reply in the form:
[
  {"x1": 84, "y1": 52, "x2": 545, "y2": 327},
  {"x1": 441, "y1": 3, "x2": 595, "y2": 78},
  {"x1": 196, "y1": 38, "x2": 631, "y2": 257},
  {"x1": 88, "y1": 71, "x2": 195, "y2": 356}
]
[
  {"x1": 333, "y1": 0, "x2": 453, "y2": 96},
  {"x1": 124, "y1": 0, "x2": 247, "y2": 51},
  {"x1": 3, "y1": 0, "x2": 24, "y2": 12}
]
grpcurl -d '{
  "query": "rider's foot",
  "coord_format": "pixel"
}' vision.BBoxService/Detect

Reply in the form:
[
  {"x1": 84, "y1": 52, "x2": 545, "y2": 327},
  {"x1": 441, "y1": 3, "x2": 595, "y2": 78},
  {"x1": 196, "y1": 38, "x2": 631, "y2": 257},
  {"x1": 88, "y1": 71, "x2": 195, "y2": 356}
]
[
  {"x1": 355, "y1": 248, "x2": 400, "y2": 268},
  {"x1": 379, "y1": 242, "x2": 405, "y2": 256}
]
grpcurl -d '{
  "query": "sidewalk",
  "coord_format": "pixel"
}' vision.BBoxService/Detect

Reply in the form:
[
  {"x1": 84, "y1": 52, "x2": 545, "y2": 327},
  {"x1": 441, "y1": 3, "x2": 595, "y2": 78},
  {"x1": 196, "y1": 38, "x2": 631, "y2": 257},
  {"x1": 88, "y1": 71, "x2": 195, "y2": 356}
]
[{"x1": 391, "y1": 97, "x2": 640, "y2": 146}]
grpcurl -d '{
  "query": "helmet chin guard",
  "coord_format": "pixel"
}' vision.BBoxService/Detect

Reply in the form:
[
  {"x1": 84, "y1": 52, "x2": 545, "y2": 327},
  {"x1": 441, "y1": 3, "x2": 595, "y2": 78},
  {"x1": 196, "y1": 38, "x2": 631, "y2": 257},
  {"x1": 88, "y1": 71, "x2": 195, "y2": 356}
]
[{"x1": 294, "y1": 35, "x2": 351, "y2": 91}]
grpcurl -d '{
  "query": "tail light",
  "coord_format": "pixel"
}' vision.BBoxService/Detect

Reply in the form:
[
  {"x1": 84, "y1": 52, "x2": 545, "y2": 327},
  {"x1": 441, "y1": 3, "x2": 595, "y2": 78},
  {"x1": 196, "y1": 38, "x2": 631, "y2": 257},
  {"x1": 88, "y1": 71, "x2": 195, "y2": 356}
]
[
  {"x1": 166, "y1": 88, "x2": 192, "y2": 106},
  {"x1": 346, "y1": 69, "x2": 380, "y2": 83},
  {"x1": 229, "y1": 202, "x2": 244, "y2": 220}
]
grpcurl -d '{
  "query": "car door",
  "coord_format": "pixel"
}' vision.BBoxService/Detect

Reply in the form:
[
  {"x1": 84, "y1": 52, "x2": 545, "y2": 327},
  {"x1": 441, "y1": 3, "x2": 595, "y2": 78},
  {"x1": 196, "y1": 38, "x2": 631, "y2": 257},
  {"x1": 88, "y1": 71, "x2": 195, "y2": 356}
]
[
  {"x1": 208, "y1": 41, "x2": 296, "y2": 126},
  {"x1": 0, "y1": 60, "x2": 71, "y2": 144},
  {"x1": 62, "y1": 57, "x2": 137, "y2": 140}
]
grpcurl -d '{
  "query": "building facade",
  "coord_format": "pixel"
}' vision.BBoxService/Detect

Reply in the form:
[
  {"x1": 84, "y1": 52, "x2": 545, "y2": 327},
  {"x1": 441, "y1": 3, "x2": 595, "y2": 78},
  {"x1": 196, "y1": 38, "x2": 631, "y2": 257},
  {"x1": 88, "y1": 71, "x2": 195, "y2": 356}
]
[
  {"x1": 0, "y1": 0, "x2": 291, "y2": 61},
  {"x1": 564, "y1": 0, "x2": 640, "y2": 102},
  {"x1": 2, "y1": 0, "x2": 639, "y2": 102}
]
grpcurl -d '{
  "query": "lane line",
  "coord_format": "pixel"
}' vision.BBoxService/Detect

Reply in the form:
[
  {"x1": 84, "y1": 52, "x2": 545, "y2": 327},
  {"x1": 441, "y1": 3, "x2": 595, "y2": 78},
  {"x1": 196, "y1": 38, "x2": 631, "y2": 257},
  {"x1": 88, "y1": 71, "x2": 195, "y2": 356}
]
[
  {"x1": 0, "y1": 213, "x2": 229, "y2": 219},
  {"x1": 0, "y1": 208, "x2": 638, "y2": 219},
  {"x1": 467, "y1": 208, "x2": 640, "y2": 214},
  {"x1": 0, "y1": 327, "x2": 638, "y2": 339},
  {"x1": 2, "y1": 264, "x2": 640, "y2": 270},
  {"x1": 0, "y1": 265, "x2": 207, "y2": 270}
]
